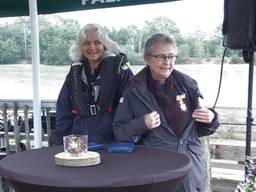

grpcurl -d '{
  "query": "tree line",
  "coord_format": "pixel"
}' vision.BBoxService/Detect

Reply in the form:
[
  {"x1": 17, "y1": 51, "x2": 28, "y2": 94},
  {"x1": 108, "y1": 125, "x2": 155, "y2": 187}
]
[{"x1": 0, "y1": 15, "x2": 243, "y2": 65}]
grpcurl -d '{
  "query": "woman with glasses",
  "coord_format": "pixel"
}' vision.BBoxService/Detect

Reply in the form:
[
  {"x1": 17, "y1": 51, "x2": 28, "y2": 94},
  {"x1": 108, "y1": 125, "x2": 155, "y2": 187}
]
[{"x1": 113, "y1": 33, "x2": 219, "y2": 192}]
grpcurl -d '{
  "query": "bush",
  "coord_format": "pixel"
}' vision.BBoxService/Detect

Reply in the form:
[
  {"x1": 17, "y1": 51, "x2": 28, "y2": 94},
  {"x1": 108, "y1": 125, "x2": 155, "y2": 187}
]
[{"x1": 230, "y1": 55, "x2": 243, "y2": 64}]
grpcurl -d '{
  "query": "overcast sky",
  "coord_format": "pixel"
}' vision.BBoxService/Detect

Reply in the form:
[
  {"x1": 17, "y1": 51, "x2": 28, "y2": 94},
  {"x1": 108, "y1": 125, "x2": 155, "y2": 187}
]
[
  {"x1": 0, "y1": 0, "x2": 224, "y2": 35},
  {"x1": 57, "y1": 0, "x2": 224, "y2": 35}
]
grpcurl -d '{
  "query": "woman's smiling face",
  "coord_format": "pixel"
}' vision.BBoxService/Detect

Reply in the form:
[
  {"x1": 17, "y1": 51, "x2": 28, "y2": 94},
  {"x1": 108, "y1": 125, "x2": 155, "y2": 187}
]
[
  {"x1": 144, "y1": 42, "x2": 177, "y2": 84},
  {"x1": 82, "y1": 29, "x2": 105, "y2": 67}
]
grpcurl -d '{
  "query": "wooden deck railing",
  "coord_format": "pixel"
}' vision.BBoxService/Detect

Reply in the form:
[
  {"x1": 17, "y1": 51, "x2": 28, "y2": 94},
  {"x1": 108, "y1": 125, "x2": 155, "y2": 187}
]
[
  {"x1": 0, "y1": 99, "x2": 255, "y2": 192},
  {"x1": 210, "y1": 107, "x2": 256, "y2": 192},
  {"x1": 0, "y1": 99, "x2": 56, "y2": 155}
]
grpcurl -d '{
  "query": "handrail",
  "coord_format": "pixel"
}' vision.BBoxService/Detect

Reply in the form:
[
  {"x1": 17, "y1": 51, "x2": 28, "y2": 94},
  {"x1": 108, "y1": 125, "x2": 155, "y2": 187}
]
[
  {"x1": 0, "y1": 99, "x2": 56, "y2": 110},
  {"x1": 0, "y1": 99, "x2": 56, "y2": 154},
  {"x1": 0, "y1": 99, "x2": 255, "y2": 153}
]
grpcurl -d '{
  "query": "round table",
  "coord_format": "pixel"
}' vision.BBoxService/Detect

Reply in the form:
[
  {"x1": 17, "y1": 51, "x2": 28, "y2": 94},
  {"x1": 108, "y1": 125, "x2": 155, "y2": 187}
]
[{"x1": 0, "y1": 145, "x2": 192, "y2": 192}]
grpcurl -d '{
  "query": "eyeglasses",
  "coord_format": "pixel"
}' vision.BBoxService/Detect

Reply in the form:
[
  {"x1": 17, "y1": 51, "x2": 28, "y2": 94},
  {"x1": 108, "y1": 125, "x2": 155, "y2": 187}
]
[{"x1": 148, "y1": 54, "x2": 177, "y2": 62}]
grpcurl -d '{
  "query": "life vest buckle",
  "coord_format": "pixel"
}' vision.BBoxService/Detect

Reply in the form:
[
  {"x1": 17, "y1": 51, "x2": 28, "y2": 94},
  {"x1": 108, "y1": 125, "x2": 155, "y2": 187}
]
[{"x1": 89, "y1": 105, "x2": 98, "y2": 115}]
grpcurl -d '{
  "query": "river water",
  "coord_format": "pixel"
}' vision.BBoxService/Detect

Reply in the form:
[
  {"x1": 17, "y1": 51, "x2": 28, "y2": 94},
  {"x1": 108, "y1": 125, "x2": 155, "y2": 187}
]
[{"x1": 0, "y1": 64, "x2": 255, "y2": 108}]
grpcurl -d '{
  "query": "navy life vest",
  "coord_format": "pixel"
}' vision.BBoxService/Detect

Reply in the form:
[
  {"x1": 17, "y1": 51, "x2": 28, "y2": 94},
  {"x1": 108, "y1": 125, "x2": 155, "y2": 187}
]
[{"x1": 68, "y1": 53, "x2": 127, "y2": 117}]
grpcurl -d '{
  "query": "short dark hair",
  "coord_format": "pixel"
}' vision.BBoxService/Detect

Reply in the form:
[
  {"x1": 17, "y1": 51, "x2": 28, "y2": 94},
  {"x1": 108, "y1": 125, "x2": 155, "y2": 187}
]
[{"x1": 144, "y1": 33, "x2": 177, "y2": 56}]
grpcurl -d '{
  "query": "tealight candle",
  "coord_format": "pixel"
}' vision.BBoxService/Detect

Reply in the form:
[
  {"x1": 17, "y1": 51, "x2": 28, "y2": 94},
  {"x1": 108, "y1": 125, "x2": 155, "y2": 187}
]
[
  {"x1": 69, "y1": 141, "x2": 78, "y2": 149},
  {"x1": 63, "y1": 135, "x2": 88, "y2": 157}
]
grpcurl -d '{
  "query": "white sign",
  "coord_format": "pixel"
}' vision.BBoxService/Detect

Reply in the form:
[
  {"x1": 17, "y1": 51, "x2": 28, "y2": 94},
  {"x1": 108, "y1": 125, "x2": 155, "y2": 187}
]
[{"x1": 82, "y1": 0, "x2": 121, "y2": 5}]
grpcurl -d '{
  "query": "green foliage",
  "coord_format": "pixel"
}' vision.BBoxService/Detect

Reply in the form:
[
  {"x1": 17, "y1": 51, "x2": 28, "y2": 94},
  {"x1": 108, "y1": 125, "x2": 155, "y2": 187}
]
[
  {"x1": 120, "y1": 45, "x2": 144, "y2": 65},
  {"x1": 176, "y1": 43, "x2": 190, "y2": 64},
  {"x1": 0, "y1": 16, "x2": 79, "y2": 65},
  {"x1": 236, "y1": 156, "x2": 256, "y2": 192},
  {"x1": 0, "y1": 15, "x2": 242, "y2": 65},
  {"x1": 140, "y1": 17, "x2": 181, "y2": 54},
  {"x1": 230, "y1": 55, "x2": 243, "y2": 64},
  {"x1": 39, "y1": 16, "x2": 80, "y2": 65},
  {"x1": 0, "y1": 39, "x2": 20, "y2": 63}
]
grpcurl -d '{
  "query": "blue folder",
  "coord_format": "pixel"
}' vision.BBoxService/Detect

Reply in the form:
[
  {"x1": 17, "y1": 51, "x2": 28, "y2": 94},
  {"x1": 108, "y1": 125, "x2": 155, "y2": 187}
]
[
  {"x1": 107, "y1": 142, "x2": 134, "y2": 153},
  {"x1": 88, "y1": 143, "x2": 104, "y2": 151}
]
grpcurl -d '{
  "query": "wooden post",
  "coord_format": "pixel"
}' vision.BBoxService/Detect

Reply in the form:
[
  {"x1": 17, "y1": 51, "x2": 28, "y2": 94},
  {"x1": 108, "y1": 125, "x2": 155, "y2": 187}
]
[
  {"x1": 201, "y1": 136, "x2": 212, "y2": 192},
  {"x1": 2, "y1": 103, "x2": 10, "y2": 155},
  {"x1": 13, "y1": 102, "x2": 20, "y2": 152},
  {"x1": 24, "y1": 105, "x2": 31, "y2": 150},
  {"x1": 46, "y1": 108, "x2": 52, "y2": 143}
]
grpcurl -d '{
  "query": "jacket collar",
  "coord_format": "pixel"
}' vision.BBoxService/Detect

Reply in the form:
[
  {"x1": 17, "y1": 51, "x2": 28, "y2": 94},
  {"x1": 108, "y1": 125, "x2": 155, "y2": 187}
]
[
  {"x1": 131, "y1": 66, "x2": 198, "y2": 90},
  {"x1": 131, "y1": 66, "x2": 149, "y2": 93}
]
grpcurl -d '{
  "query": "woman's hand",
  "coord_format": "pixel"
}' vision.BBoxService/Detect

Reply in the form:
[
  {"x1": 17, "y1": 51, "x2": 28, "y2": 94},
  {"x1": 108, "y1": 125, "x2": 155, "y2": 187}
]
[
  {"x1": 192, "y1": 106, "x2": 214, "y2": 124},
  {"x1": 144, "y1": 111, "x2": 161, "y2": 129}
]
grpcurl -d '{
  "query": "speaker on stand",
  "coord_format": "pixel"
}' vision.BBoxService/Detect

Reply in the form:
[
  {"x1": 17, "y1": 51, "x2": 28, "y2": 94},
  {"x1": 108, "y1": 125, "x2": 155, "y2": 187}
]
[{"x1": 222, "y1": 0, "x2": 255, "y2": 175}]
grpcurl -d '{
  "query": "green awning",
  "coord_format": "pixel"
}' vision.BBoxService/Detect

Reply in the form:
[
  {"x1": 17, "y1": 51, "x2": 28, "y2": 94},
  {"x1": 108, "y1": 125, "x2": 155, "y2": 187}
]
[{"x1": 0, "y1": 0, "x2": 179, "y2": 18}]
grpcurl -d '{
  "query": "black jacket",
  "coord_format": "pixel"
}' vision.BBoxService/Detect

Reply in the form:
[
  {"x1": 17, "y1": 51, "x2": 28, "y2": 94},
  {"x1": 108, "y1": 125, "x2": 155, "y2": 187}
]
[
  {"x1": 113, "y1": 67, "x2": 220, "y2": 192},
  {"x1": 49, "y1": 53, "x2": 133, "y2": 145}
]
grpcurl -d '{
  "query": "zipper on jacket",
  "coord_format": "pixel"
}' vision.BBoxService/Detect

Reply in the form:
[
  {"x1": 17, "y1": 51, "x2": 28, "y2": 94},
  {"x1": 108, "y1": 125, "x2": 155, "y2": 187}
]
[
  {"x1": 176, "y1": 137, "x2": 183, "y2": 153},
  {"x1": 179, "y1": 138, "x2": 183, "y2": 145}
]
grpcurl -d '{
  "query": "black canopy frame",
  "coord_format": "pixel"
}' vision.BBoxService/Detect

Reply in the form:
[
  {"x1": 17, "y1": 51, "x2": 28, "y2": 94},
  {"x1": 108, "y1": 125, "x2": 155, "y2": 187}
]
[{"x1": 243, "y1": 50, "x2": 254, "y2": 174}]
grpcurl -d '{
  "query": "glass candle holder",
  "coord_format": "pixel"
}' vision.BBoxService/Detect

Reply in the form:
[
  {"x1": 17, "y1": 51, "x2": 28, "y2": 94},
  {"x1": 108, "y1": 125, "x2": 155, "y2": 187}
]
[{"x1": 63, "y1": 135, "x2": 88, "y2": 156}]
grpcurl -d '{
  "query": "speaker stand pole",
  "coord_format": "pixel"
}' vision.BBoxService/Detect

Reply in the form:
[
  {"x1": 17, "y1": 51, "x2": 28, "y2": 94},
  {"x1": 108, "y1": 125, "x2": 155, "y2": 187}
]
[{"x1": 244, "y1": 50, "x2": 254, "y2": 175}]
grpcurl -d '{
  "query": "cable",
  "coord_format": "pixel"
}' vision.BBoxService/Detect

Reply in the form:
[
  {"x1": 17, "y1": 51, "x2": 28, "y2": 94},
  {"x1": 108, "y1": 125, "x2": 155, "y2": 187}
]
[{"x1": 212, "y1": 48, "x2": 227, "y2": 109}]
